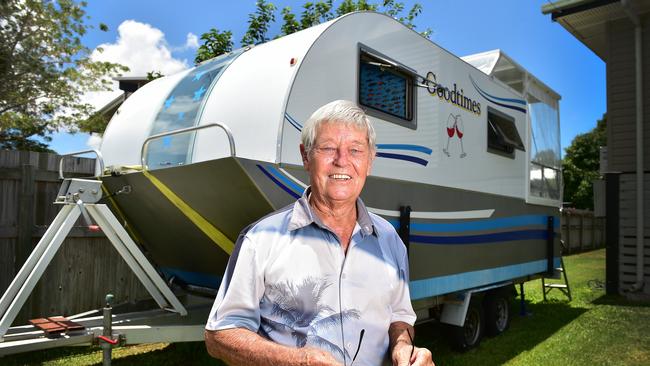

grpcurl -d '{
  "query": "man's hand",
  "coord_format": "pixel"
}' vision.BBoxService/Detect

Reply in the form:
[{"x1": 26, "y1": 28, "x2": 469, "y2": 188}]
[
  {"x1": 389, "y1": 322, "x2": 434, "y2": 366},
  {"x1": 391, "y1": 342, "x2": 434, "y2": 366}
]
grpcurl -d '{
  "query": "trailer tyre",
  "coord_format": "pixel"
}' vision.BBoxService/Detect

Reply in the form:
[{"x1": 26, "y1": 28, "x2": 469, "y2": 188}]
[
  {"x1": 447, "y1": 299, "x2": 484, "y2": 352},
  {"x1": 484, "y1": 291, "x2": 511, "y2": 336}
]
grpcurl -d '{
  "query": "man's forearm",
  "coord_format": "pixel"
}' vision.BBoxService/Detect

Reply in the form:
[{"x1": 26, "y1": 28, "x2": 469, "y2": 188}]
[
  {"x1": 204, "y1": 328, "x2": 340, "y2": 366},
  {"x1": 389, "y1": 321, "x2": 414, "y2": 352}
]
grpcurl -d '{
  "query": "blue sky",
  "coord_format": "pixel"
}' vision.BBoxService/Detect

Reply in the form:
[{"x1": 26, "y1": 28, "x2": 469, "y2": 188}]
[{"x1": 48, "y1": 0, "x2": 605, "y2": 156}]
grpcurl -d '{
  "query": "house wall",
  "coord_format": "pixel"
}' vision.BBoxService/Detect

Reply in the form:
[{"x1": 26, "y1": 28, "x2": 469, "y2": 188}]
[{"x1": 607, "y1": 13, "x2": 650, "y2": 295}]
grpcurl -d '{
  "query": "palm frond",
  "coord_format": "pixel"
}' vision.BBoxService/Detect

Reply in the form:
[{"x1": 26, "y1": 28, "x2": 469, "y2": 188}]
[
  {"x1": 311, "y1": 309, "x2": 361, "y2": 331},
  {"x1": 306, "y1": 334, "x2": 349, "y2": 361},
  {"x1": 261, "y1": 316, "x2": 295, "y2": 335},
  {"x1": 270, "y1": 301, "x2": 298, "y2": 324}
]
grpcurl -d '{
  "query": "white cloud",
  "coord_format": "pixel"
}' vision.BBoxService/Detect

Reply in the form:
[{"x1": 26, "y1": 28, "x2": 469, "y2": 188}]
[
  {"x1": 86, "y1": 132, "x2": 103, "y2": 150},
  {"x1": 80, "y1": 20, "x2": 193, "y2": 149},
  {"x1": 185, "y1": 32, "x2": 199, "y2": 49},
  {"x1": 91, "y1": 20, "x2": 189, "y2": 76}
]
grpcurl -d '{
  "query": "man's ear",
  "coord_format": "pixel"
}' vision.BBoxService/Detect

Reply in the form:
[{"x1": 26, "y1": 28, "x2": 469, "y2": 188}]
[
  {"x1": 366, "y1": 149, "x2": 375, "y2": 176},
  {"x1": 300, "y1": 144, "x2": 310, "y2": 169}
]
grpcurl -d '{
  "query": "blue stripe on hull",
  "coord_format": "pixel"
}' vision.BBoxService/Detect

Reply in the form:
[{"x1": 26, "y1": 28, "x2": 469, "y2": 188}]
[
  {"x1": 376, "y1": 144, "x2": 433, "y2": 155},
  {"x1": 375, "y1": 152, "x2": 429, "y2": 166},
  {"x1": 162, "y1": 257, "x2": 560, "y2": 296},
  {"x1": 387, "y1": 215, "x2": 560, "y2": 232},
  {"x1": 265, "y1": 165, "x2": 306, "y2": 194},
  {"x1": 409, "y1": 257, "x2": 561, "y2": 300},
  {"x1": 257, "y1": 165, "x2": 301, "y2": 199},
  {"x1": 411, "y1": 229, "x2": 548, "y2": 244}
]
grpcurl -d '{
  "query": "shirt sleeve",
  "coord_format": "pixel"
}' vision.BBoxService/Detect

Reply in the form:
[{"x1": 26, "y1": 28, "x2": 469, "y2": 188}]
[
  {"x1": 205, "y1": 233, "x2": 266, "y2": 332},
  {"x1": 389, "y1": 232, "x2": 417, "y2": 325}
]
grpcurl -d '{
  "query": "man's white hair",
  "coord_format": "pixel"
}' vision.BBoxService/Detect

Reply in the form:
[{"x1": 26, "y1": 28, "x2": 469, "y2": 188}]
[{"x1": 301, "y1": 100, "x2": 376, "y2": 154}]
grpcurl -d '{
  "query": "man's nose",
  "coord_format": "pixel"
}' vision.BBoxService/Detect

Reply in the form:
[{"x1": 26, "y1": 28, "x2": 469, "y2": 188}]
[{"x1": 333, "y1": 147, "x2": 350, "y2": 165}]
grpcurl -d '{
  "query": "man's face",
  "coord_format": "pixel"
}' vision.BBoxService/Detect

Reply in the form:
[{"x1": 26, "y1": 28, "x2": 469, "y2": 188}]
[{"x1": 301, "y1": 121, "x2": 374, "y2": 207}]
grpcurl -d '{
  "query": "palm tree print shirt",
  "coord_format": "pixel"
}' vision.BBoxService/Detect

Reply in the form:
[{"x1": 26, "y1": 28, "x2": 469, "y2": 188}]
[{"x1": 206, "y1": 188, "x2": 416, "y2": 365}]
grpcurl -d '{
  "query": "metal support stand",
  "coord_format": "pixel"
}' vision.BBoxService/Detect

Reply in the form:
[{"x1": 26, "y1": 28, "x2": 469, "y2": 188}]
[
  {"x1": 101, "y1": 294, "x2": 114, "y2": 366},
  {"x1": 399, "y1": 206, "x2": 411, "y2": 255},
  {"x1": 519, "y1": 283, "x2": 530, "y2": 316},
  {"x1": 0, "y1": 179, "x2": 187, "y2": 342}
]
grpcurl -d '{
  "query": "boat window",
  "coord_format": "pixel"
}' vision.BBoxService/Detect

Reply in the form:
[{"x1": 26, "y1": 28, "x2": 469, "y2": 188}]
[
  {"x1": 145, "y1": 49, "x2": 244, "y2": 170},
  {"x1": 358, "y1": 47, "x2": 415, "y2": 129},
  {"x1": 487, "y1": 107, "x2": 524, "y2": 158},
  {"x1": 528, "y1": 91, "x2": 561, "y2": 201}
]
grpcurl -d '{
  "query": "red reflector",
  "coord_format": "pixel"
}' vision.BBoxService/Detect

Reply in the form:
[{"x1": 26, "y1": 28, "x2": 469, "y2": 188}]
[
  {"x1": 88, "y1": 225, "x2": 101, "y2": 232},
  {"x1": 290, "y1": 57, "x2": 297, "y2": 65}
]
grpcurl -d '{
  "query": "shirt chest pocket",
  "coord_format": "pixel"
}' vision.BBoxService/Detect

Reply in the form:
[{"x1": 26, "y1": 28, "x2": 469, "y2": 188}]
[{"x1": 340, "y1": 263, "x2": 394, "y2": 315}]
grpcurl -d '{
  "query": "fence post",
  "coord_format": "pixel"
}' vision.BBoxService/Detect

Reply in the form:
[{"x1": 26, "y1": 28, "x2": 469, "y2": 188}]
[
  {"x1": 564, "y1": 211, "x2": 571, "y2": 254},
  {"x1": 591, "y1": 213, "x2": 596, "y2": 249},
  {"x1": 579, "y1": 213, "x2": 584, "y2": 252},
  {"x1": 16, "y1": 164, "x2": 36, "y2": 272}
]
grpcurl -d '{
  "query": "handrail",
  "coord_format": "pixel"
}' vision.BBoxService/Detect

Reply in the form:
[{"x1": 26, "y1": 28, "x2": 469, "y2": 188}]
[
  {"x1": 140, "y1": 123, "x2": 236, "y2": 172},
  {"x1": 59, "y1": 149, "x2": 105, "y2": 180}
]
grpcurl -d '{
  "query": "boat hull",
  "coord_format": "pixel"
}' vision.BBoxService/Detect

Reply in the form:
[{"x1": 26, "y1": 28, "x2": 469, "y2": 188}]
[{"x1": 102, "y1": 157, "x2": 560, "y2": 298}]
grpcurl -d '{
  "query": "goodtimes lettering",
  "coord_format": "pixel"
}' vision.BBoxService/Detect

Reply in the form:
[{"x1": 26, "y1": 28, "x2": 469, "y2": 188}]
[{"x1": 425, "y1": 72, "x2": 481, "y2": 115}]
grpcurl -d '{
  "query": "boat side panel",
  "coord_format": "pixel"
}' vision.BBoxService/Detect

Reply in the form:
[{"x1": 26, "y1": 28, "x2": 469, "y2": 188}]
[
  {"x1": 101, "y1": 158, "x2": 275, "y2": 287},
  {"x1": 253, "y1": 163, "x2": 560, "y2": 295}
]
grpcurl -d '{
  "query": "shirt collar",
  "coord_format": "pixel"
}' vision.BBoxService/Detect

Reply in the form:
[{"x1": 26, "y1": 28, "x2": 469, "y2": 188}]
[{"x1": 288, "y1": 187, "x2": 377, "y2": 237}]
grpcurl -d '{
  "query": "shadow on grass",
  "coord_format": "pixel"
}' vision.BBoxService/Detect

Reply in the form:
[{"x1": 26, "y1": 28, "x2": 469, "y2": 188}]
[
  {"x1": 1, "y1": 345, "x2": 102, "y2": 366},
  {"x1": 591, "y1": 293, "x2": 650, "y2": 307},
  {"x1": 414, "y1": 300, "x2": 588, "y2": 366},
  {"x1": 109, "y1": 342, "x2": 225, "y2": 366},
  {"x1": 2, "y1": 302, "x2": 592, "y2": 366}
]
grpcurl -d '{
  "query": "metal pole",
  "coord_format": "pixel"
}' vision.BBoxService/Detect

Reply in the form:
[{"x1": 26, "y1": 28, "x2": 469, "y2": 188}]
[{"x1": 102, "y1": 294, "x2": 114, "y2": 366}]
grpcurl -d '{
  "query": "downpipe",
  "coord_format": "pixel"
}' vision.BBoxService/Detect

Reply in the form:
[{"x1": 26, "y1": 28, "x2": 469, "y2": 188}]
[{"x1": 621, "y1": 0, "x2": 645, "y2": 292}]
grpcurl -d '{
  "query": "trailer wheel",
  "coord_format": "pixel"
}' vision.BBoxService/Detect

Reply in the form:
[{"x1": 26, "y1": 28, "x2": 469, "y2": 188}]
[
  {"x1": 447, "y1": 299, "x2": 484, "y2": 351},
  {"x1": 484, "y1": 291, "x2": 511, "y2": 336}
]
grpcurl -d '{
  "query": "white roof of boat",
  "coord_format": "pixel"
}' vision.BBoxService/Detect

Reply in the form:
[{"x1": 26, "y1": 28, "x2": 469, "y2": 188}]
[{"x1": 462, "y1": 49, "x2": 561, "y2": 101}]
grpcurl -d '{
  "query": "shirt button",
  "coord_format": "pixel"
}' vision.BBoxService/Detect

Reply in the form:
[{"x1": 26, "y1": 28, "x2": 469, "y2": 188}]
[{"x1": 347, "y1": 342, "x2": 353, "y2": 348}]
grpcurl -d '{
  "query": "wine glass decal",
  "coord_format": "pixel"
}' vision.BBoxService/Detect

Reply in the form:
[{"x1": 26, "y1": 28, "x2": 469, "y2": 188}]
[{"x1": 443, "y1": 114, "x2": 467, "y2": 158}]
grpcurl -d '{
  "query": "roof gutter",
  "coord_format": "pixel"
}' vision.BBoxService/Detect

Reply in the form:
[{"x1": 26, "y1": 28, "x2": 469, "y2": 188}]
[
  {"x1": 542, "y1": 0, "x2": 619, "y2": 20},
  {"x1": 621, "y1": 0, "x2": 645, "y2": 293}
]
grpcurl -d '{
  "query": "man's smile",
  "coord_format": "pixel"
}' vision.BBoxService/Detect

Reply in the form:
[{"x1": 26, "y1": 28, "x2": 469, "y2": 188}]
[{"x1": 329, "y1": 174, "x2": 351, "y2": 180}]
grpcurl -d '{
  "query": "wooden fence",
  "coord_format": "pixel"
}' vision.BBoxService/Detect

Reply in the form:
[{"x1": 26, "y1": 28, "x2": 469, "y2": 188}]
[
  {"x1": 0, "y1": 150, "x2": 148, "y2": 324},
  {"x1": 561, "y1": 208, "x2": 606, "y2": 253}
]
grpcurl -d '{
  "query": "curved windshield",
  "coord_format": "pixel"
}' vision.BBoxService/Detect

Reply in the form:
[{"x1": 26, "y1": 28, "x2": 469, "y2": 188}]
[{"x1": 146, "y1": 49, "x2": 244, "y2": 170}]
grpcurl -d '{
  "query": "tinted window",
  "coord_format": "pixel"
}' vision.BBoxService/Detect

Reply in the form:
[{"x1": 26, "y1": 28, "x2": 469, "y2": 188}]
[
  {"x1": 359, "y1": 49, "x2": 414, "y2": 127},
  {"x1": 487, "y1": 108, "x2": 524, "y2": 158},
  {"x1": 146, "y1": 50, "x2": 244, "y2": 169}
]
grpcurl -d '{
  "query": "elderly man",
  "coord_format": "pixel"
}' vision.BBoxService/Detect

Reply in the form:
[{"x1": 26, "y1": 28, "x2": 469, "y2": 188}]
[{"x1": 205, "y1": 100, "x2": 434, "y2": 366}]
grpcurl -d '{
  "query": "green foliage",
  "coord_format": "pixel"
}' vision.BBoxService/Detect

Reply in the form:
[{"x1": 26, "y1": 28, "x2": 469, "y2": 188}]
[
  {"x1": 0, "y1": 120, "x2": 54, "y2": 152},
  {"x1": 196, "y1": 0, "x2": 430, "y2": 61},
  {"x1": 146, "y1": 71, "x2": 165, "y2": 80},
  {"x1": 241, "y1": 0, "x2": 277, "y2": 46},
  {"x1": 195, "y1": 28, "x2": 234, "y2": 64},
  {"x1": 280, "y1": 7, "x2": 301, "y2": 36},
  {"x1": 0, "y1": 0, "x2": 128, "y2": 150},
  {"x1": 563, "y1": 114, "x2": 607, "y2": 209}
]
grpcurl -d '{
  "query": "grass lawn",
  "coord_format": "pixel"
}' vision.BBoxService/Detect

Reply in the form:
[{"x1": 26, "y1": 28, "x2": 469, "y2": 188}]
[{"x1": 3, "y1": 249, "x2": 649, "y2": 365}]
